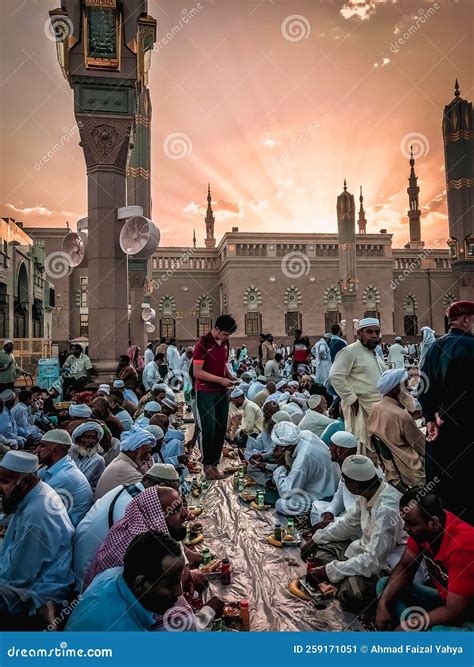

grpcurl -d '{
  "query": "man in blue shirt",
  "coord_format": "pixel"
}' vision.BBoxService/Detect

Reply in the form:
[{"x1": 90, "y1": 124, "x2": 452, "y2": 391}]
[
  {"x1": 0, "y1": 451, "x2": 74, "y2": 618},
  {"x1": 66, "y1": 531, "x2": 185, "y2": 631},
  {"x1": 0, "y1": 389, "x2": 26, "y2": 448},
  {"x1": 35, "y1": 429, "x2": 93, "y2": 526}
]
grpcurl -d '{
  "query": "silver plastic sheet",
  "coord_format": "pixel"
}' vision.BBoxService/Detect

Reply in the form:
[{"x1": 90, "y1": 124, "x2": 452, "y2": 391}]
[{"x1": 189, "y1": 477, "x2": 364, "y2": 632}]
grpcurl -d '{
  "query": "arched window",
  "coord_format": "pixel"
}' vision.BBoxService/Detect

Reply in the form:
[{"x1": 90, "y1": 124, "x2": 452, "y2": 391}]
[
  {"x1": 243, "y1": 286, "x2": 262, "y2": 336},
  {"x1": 403, "y1": 294, "x2": 418, "y2": 335},
  {"x1": 323, "y1": 285, "x2": 341, "y2": 332},
  {"x1": 363, "y1": 285, "x2": 381, "y2": 322},
  {"x1": 196, "y1": 295, "x2": 213, "y2": 336},
  {"x1": 284, "y1": 286, "x2": 302, "y2": 335}
]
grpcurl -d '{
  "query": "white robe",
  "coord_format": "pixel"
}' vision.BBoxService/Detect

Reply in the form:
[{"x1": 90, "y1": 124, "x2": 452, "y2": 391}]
[
  {"x1": 310, "y1": 478, "x2": 358, "y2": 526},
  {"x1": 387, "y1": 343, "x2": 407, "y2": 369}
]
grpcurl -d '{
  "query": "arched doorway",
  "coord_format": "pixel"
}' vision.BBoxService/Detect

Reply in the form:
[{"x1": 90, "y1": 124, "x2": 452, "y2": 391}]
[{"x1": 14, "y1": 263, "x2": 29, "y2": 338}]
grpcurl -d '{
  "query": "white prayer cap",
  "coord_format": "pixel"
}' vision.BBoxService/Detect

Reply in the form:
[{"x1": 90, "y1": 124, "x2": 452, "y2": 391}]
[
  {"x1": 307, "y1": 395, "x2": 323, "y2": 409},
  {"x1": 144, "y1": 401, "x2": 161, "y2": 413},
  {"x1": 121, "y1": 425, "x2": 155, "y2": 452},
  {"x1": 342, "y1": 455, "x2": 377, "y2": 482},
  {"x1": 357, "y1": 318, "x2": 380, "y2": 330},
  {"x1": 323, "y1": 332, "x2": 332, "y2": 339},
  {"x1": 257, "y1": 375, "x2": 267, "y2": 383},
  {"x1": 241, "y1": 372, "x2": 252, "y2": 380},
  {"x1": 377, "y1": 369, "x2": 408, "y2": 396},
  {"x1": 97, "y1": 384, "x2": 110, "y2": 395},
  {"x1": 151, "y1": 383, "x2": 167, "y2": 392},
  {"x1": 230, "y1": 388, "x2": 244, "y2": 399},
  {"x1": 271, "y1": 421, "x2": 301, "y2": 446},
  {"x1": 330, "y1": 431, "x2": 358, "y2": 449},
  {"x1": 146, "y1": 463, "x2": 179, "y2": 482},
  {"x1": 0, "y1": 389, "x2": 15, "y2": 402},
  {"x1": 161, "y1": 397, "x2": 177, "y2": 411},
  {"x1": 288, "y1": 380, "x2": 299, "y2": 388},
  {"x1": 71, "y1": 421, "x2": 104, "y2": 444},
  {"x1": 3, "y1": 339, "x2": 13, "y2": 347},
  {"x1": 276, "y1": 380, "x2": 288, "y2": 390},
  {"x1": 394, "y1": 336, "x2": 402, "y2": 342},
  {"x1": 0, "y1": 451, "x2": 38, "y2": 473},
  {"x1": 238, "y1": 382, "x2": 250, "y2": 396},
  {"x1": 69, "y1": 403, "x2": 92, "y2": 418},
  {"x1": 113, "y1": 380, "x2": 125, "y2": 389},
  {"x1": 40, "y1": 429, "x2": 72, "y2": 448},
  {"x1": 145, "y1": 425, "x2": 165, "y2": 441},
  {"x1": 272, "y1": 411, "x2": 292, "y2": 424}
]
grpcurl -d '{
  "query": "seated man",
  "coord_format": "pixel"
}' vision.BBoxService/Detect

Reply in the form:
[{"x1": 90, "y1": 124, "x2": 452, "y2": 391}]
[
  {"x1": 94, "y1": 425, "x2": 154, "y2": 499},
  {"x1": 227, "y1": 388, "x2": 263, "y2": 444},
  {"x1": 368, "y1": 368, "x2": 425, "y2": 490},
  {"x1": 0, "y1": 451, "x2": 74, "y2": 620},
  {"x1": 301, "y1": 455, "x2": 406, "y2": 613},
  {"x1": 72, "y1": 463, "x2": 180, "y2": 589},
  {"x1": 108, "y1": 390, "x2": 133, "y2": 431},
  {"x1": 66, "y1": 532, "x2": 186, "y2": 631},
  {"x1": 0, "y1": 389, "x2": 26, "y2": 448},
  {"x1": 271, "y1": 422, "x2": 340, "y2": 516},
  {"x1": 253, "y1": 381, "x2": 276, "y2": 409},
  {"x1": 245, "y1": 406, "x2": 293, "y2": 486},
  {"x1": 310, "y1": 431, "x2": 359, "y2": 529},
  {"x1": 62, "y1": 344, "x2": 92, "y2": 399},
  {"x1": 298, "y1": 394, "x2": 336, "y2": 438},
  {"x1": 284, "y1": 394, "x2": 306, "y2": 425},
  {"x1": 11, "y1": 390, "x2": 43, "y2": 444},
  {"x1": 36, "y1": 429, "x2": 93, "y2": 527},
  {"x1": 247, "y1": 375, "x2": 267, "y2": 402},
  {"x1": 134, "y1": 401, "x2": 161, "y2": 428},
  {"x1": 376, "y1": 489, "x2": 474, "y2": 631},
  {"x1": 70, "y1": 422, "x2": 106, "y2": 494}
]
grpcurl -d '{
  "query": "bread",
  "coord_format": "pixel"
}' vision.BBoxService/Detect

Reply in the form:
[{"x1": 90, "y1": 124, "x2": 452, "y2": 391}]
[
  {"x1": 250, "y1": 500, "x2": 270, "y2": 511},
  {"x1": 288, "y1": 579, "x2": 310, "y2": 601},
  {"x1": 283, "y1": 535, "x2": 295, "y2": 542},
  {"x1": 187, "y1": 507, "x2": 202, "y2": 519},
  {"x1": 185, "y1": 532, "x2": 204, "y2": 546},
  {"x1": 191, "y1": 488, "x2": 201, "y2": 498},
  {"x1": 267, "y1": 535, "x2": 283, "y2": 548},
  {"x1": 201, "y1": 558, "x2": 222, "y2": 573}
]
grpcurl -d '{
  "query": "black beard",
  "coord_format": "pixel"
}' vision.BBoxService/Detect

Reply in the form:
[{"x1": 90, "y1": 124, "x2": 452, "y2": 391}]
[
  {"x1": 1, "y1": 484, "x2": 25, "y2": 515},
  {"x1": 362, "y1": 340, "x2": 379, "y2": 350},
  {"x1": 169, "y1": 525, "x2": 187, "y2": 542}
]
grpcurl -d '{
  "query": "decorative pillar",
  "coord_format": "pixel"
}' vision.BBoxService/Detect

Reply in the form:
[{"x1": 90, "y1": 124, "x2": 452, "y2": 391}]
[{"x1": 337, "y1": 180, "x2": 358, "y2": 332}]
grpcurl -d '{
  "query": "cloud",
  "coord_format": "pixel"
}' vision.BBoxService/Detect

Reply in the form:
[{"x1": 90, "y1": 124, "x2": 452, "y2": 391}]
[
  {"x1": 183, "y1": 199, "x2": 243, "y2": 220},
  {"x1": 215, "y1": 200, "x2": 243, "y2": 216},
  {"x1": 340, "y1": 0, "x2": 395, "y2": 22},
  {"x1": 4, "y1": 203, "x2": 79, "y2": 218},
  {"x1": 183, "y1": 201, "x2": 200, "y2": 215},
  {"x1": 263, "y1": 137, "x2": 278, "y2": 148},
  {"x1": 421, "y1": 190, "x2": 447, "y2": 215}
]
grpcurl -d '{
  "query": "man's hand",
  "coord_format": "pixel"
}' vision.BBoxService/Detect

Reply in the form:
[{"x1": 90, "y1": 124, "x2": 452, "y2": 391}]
[
  {"x1": 177, "y1": 454, "x2": 189, "y2": 465},
  {"x1": 312, "y1": 512, "x2": 334, "y2": 532},
  {"x1": 350, "y1": 399, "x2": 360, "y2": 416},
  {"x1": 426, "y1": 421, "x2": 439, "y2": 442},
  {"x1": 205, "y1": 596, "x2": 225, "y2": 618},
  {"x1": 220, "y1": 378, "x2": 235, "y2": 388},
  {"x1": 300, "y1": 538, "x2": 316, "y2": 562},
  {"x1": 375, "y1": 600, "x2": 393, "y2": 631},
  {"x1": 306, "y1": 566, "x2": 328, "y2": 585},
  {"x1": 249, "y1": 454, "x2": 263, "y2": 464},
  {"x1": 190, "y1": 569, "x2": 208, "y2": 593}
]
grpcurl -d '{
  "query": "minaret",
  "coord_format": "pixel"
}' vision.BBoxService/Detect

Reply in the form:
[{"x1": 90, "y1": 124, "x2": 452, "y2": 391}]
[
  {"x1": 204, "y1": 184, "x2": 216, "y2": 248},
  {"x1": 336, "y1": 180, "x2": 358, "y2": 336},
  {"x1": 443, "y1": 80, "x2": 474, "y2": 300},
  {"x1": 357, "y1": 186, "x2": 367, "y2": 234},
  {"x1": 406, "y1": 146, "x2": 424, "y2": 248},
  {"x1": 193, "y1": 228, "x2": 196, "y2": 248}
]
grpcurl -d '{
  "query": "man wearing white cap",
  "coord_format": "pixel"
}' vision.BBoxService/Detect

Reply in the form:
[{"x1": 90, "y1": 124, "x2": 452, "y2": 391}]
[
  {"x1": 0, "y1": 451, "x2": 74, "y2": 616},
  {"x1": 271, "y1": 422, "x2": 340, "y2": 516},
  {"x1": 283, "y1": 394, "x2": 306, "y2": 425},
  {"x1": 254, "y1": 381, "x2": 275, "y2": 409},
  {"x1": 134, "y1": 401, "x2": 161, "y2": 428},
  {"x1": 264, "y1": 352, "x2": 283, "y2": 383},
  {"x1": 312, "y1": 335, "x2": 332, "y2": 385},
  {"x1": 0, "y1": 389, "x2": 26, "y2": 448},
  {"x1": 35, "y1": 430, "x2": 93, "y2": 526},
  {"x1": 387, "y1": 336, "x2": 407, "y2": 369},
  {"x1": 72, "y1": 462, "x2": 178, "y2": 589},
  {"x1": 228, "y1": 388, "x2": 263, "y2": 443},
  {"x1": 96, "y1": 384, "x2": 111, "y2": 398},
  {"x1": 246, "y1": 375, "x2": 267, "y2": 403},
  {"x1": 70, "y1": 422, "x2": 106, "y2": 493},
  {"x1": 95, "y1": 426, "x2": 155, "y2": 499},
  {"x1": 368, "y1": 368, "x2": 425, "y2": 490},
  {"x1": 310, "y1": 431, "x2": 358, "y2": 528},
  {"x1": 299, "y1": 394, "x2": 336, "y2": 439},
  {"x1": 301, "y1": 454, "x2": 406, "y2": 613},
  {"x1": 0, "y1": 340, "x2": 30, "y2": 391},
  {"x1": 245, "y1": 407, "x2": 292, "y2": 486},
  {"x1": 142, "y1": 353, "x2": 162, "y2": 391},
  {"x1": 329, "y1": 318, "x2": 387, "y2": 458}
]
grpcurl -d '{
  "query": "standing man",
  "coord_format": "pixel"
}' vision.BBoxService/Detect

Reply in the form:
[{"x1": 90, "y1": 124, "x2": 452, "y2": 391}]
[
  {"x1": 292, "y1": 329, "x2": 311, "y2": 374},
  {"x1": 62, "y1": 344, "x2": 92, "y2": 399},
  {"x1": 419, "y1": 300, "x2": 474, "y2": 524},
  {"x1": 143, "y1": 342, "x2": 155, "y2": 365},
  {"x1": 387, "y1": 337, "x2": 407, "y2": 369},
  {"x1": 192, "y1": 315, "x2": 237, "y2": 480},
  {"x1": 257, "y1": 333, "x2": 266, "y2": 373},
  {"x1": 0, "y1": 340, "x2": 30, "y2": 391},
  {"x1": 261, "y1": 334, "x2": 277, "y2": 368},
  {"x1": 166, "y1": 338, "x2": 181, "y2": 375},
  {"x1": 329, "y1": 318, "x2": 387, "y2": 458},
  {"x1": 328, "y1": 324, "x2": 347, "y2": 362}
]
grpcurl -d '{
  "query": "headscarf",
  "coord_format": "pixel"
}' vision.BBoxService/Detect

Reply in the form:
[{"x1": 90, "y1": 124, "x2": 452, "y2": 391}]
[
  {"x1": 127, "y1": 345, "x2": 145, "y2": 371},
  {"x1": 84, "y1": 487, "x2": 194, "y2": 628},
  {"x1": 376, "y1": 369, "x2": 408, "y2": 396},
  {"x1": 71, "y1": 421, "x2": 104, "y2": 444},
  {"x1": 421, "y1": 326, "x2": 436, "y2": 346},
  {"x1": 120, "y1": 425, "x2": 156, "y2": 451}
]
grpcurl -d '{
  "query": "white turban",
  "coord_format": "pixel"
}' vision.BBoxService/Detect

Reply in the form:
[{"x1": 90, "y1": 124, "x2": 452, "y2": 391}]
[
  {"x1": 71, "y1": 421, "x2": 104, "y2": 444},
  {"x1": 288, "y1": 380, "x2": 299, "y2": 388},
  {"x1": 272, "y1": 411, "x2": 292, "y2": 424},
  {"x1": 357, "y1": 317, "x2": 380, "y2": 330},
  {"x1": 377, "y1": 369, "x2": 408, "y2": 395},
  {"x1": 342, "y1": 455, "x2": 377, "y2": 482},
  {"x1": 271, "y1": 421, "x2": 301, "y2": 447},
  {"x1": 144, "y1": 401, "x2": 161, "y2": 413},
  {"x1": 97, "y1": 384, "x2": 110, "y2": 395},
  {"x1": 330, "y1": 431, "x2": 358, "y2": 449},
  {"x1": 238, "y1": 382, "x2": 250, "y2": 396},
  {"x1": 69, "y1": 404, "x2": 92, "y2": 418},
  {"x1": 120, "y1": 425, "x2": 156, "y2": 452},
  {"x1": 0, "y1": 389, "x2": 15, "y2": 402}
]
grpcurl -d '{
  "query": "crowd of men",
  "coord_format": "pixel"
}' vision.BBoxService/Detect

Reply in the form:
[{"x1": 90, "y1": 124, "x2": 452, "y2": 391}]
[{"x1": 0, "y1": 301, "x2": 472, "y2": 632}]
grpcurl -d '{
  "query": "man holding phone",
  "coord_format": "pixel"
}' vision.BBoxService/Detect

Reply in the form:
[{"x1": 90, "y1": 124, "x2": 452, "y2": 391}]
[{"x1": 192, "y1": 315, "x2": 238, "y2": 480}]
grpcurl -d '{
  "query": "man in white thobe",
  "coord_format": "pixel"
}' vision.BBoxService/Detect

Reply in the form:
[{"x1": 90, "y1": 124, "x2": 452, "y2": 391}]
[
  {"x1": 329, "y1": 317, "x2": 387, "y2": 458},
  {"x1": 387, "y1": 337, "x2": 407, "y2": 369},
  {"x1": 298, "y1": 394, "x2": 335, "y2": 438},
  {"x1": 228, "y1": 388, "x2": 263, "y2": 440},
  {"x1": 271, "y1": 422, "x2": 340, "y2": 516},
  {"x1": 142, "y1": 357, "x2": 161, "y2": 391}
]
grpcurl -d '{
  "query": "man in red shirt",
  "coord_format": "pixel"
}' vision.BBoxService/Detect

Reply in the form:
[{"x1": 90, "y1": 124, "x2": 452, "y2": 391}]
[
  {"x1": 376, "y1": 488, "x2": 474, "y2": 631},
  {"x1": 192, "y1": 315, "x2": 237, "y2": 479},
  {"x1": 292, "y1": 329, "x2": 311, "y2": 374}
]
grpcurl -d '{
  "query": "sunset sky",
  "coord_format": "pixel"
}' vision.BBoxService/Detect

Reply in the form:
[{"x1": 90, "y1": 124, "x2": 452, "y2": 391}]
[{"x1": 1, "y1": 0, "x2": 472, "y2": 248}]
